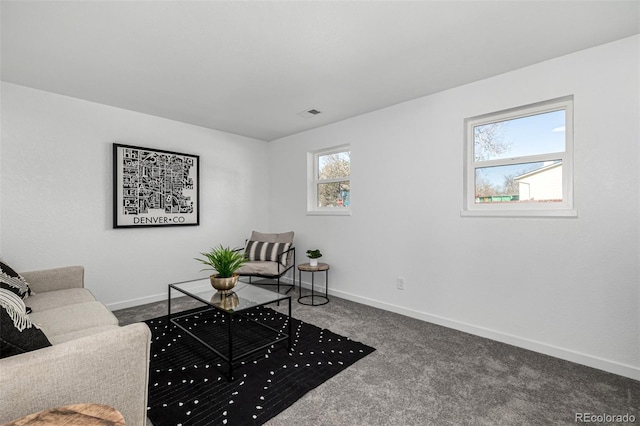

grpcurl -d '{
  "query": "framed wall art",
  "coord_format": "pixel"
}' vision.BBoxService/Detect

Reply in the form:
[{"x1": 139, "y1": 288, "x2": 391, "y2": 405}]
[{"x1": 113, "y1": 143, "x2": 200, "y2": 228}]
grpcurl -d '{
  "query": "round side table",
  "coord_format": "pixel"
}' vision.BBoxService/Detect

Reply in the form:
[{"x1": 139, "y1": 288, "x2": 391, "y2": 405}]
[{"x1": 298, "y1": 262, "x2": 330, "y2": 306}]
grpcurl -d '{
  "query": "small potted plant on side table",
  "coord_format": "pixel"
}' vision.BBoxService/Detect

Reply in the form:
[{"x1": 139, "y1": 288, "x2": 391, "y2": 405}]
[
  {"x1": 306, "y1": 249, "x2": 322, "y2": 267},
  {"x1": 195, "y1": 245, "x2": 247, "y2": 293}
]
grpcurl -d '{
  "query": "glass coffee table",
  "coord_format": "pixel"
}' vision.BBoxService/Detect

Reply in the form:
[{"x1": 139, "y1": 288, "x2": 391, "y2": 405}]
[{"x1": 168, "y1": 278, "x2": 291, "y2": 381}]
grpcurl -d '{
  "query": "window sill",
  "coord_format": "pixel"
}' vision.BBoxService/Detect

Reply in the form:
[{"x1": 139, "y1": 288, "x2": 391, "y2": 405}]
[
  {"x1": 460, "y1": 209, "x2": 578, "y2": 218},
  {"x1": 306, "y1": 210, "x2": 351, "y2": 216}
]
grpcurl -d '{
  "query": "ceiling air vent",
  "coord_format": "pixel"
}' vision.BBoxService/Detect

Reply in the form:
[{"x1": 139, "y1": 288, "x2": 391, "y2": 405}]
[{"x1": 297, "y1": 108, "x2": 322, "y2": 119}]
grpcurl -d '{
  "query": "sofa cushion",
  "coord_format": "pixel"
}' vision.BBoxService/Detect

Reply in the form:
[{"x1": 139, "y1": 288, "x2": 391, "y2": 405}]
[
  {"x1": 245, "y1": 240, "x2": 291, "y2": 266},
  {"x1": 26, "y1": 288, "x2": 96, "y2": 312},
  {"x1": 0, "y1": 259, "x2": 32, "y2": 300},
  {"x1": 0, "y1": 288, "x2": 51, "y2": 358},
  {"x1": 48, "y1": 325, "x2": 121, "y2": 345},
  {"x1": 30, "y1": 301, "x2": 119, "y2": 340}
]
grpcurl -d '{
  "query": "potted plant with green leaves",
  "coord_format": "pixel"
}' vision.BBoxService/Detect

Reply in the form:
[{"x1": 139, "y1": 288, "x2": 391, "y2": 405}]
[
  {"x1": 306, "y1": 249, "x2": 322, "y2": 267},
  {"x1": 195, "y1": 245, "x2": 247, "y2": 293}
]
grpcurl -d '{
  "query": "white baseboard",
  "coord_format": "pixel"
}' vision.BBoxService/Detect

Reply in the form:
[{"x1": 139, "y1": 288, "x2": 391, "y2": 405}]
[
  {"x1": 106, "y1": 292, "x2": 168, "y2": 311},
  {"x1": 327, "y1": 287, "x2": 640, "y2": 381},
  {"x1": 108, "y1": 276, "x2": 639, "y2": 380}
]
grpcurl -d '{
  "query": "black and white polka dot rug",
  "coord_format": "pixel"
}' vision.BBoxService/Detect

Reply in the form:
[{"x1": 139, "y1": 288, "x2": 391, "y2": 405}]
[{"x1": 145, "y1": 306, "x2": 375, "y2": 425}]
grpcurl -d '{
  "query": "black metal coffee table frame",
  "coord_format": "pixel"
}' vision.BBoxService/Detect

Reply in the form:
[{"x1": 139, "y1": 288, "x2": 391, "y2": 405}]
[{"x1": 168, "y1": 280, "x2": 292, "y2": 381}]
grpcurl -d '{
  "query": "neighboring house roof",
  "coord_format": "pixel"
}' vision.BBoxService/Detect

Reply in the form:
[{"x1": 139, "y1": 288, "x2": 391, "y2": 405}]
[{"x1": 514, "y1": 162, "x2": 562, "y2": 181}]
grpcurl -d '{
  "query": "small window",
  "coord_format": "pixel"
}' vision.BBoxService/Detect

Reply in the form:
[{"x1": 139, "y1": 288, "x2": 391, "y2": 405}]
[
  {"x1": 463, "y1": 96, "x2": 576, "y2": 217},
  {"x1": 307, "y1": 145, "x2": 351, "y2": 215}
]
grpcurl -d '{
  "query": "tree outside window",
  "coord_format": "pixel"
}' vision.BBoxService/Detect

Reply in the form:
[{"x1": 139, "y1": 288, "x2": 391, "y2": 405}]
[
  {"x1": 308, "y1": 146, "x2": 351, "y2": 215},
  {"x1": 317, "y1": 151, "x2": 350, "y2": 208}
]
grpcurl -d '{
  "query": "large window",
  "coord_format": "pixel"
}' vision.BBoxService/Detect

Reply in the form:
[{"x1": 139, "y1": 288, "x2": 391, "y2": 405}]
[
  {"x1": 307, "y1": 145, "x2": 351, "y2": 215},
  {"x1": 463, "y1": 96, "x2": 575, "y2": 217}
]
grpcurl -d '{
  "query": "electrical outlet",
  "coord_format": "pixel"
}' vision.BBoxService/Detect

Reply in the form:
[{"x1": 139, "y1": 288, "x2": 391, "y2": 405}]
[{"x1": 397, "y1": 277, "x2": 405, "y2": 290}]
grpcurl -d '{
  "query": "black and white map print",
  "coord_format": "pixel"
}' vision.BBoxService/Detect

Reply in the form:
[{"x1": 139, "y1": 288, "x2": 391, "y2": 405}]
[{"x1": 114, "y1": 144, "x2": 199, "y2": 227}]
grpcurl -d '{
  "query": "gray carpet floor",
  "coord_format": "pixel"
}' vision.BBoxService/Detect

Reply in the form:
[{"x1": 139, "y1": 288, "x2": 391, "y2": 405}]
[{"x1": 114, "y1": 284, "x2": 639, "y2": 426}]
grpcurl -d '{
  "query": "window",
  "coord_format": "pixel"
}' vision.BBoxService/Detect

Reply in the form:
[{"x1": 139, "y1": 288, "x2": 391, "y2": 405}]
[
  {"x1": 307, "y1": 145, "x2": 351, "y2": 215},
  {"x1": 463, "y1": 96, "x2": 575, "y2": 217}
]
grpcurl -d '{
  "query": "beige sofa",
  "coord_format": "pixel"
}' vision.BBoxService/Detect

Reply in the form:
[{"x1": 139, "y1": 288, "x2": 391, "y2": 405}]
[{"x1": 0, "y1": 266, "x2": 151, "y2": 425}]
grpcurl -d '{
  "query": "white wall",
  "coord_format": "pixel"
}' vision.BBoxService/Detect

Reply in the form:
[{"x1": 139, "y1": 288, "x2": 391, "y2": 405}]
[
  {"x1": 268, "y1": 35, "x2": 640, "y2": 379},
  {"x1": 0, "y1": 83, "x2": 269, "y2": 309}
]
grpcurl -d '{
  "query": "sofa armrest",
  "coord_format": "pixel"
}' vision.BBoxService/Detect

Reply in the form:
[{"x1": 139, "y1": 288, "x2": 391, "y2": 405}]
[
  {"x1": 20, "y1": 266, "x2": 85, "y2": 293},
  {"x1": 0, "y1": 323, "x2": 151, "y2": 425}
]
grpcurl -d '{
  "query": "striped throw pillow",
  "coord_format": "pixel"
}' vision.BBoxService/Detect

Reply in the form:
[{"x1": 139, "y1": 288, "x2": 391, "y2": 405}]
[
  {"x1": 0, "y1": 288, "x2": 51, "y2": 358},
  {"x1": 0, "y1": 259, "x2": 32, "y2": 300},
  {"x1": 245, "y1": 241, "x2": 291, "y2": 266}
]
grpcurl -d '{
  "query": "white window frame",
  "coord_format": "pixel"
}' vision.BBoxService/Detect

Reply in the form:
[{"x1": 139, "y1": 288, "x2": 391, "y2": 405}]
[
  {"x1": 307, "y1": 144, "x2": 351, "y2": 216},
  {"x1": 462, "y1": 96, "x2": 576, "y2": 218}
]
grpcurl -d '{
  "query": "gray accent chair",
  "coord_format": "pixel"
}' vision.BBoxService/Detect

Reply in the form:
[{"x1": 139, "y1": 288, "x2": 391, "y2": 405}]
[{"x1": 236, "y1": 231, "x2": 296, "y2": 295}]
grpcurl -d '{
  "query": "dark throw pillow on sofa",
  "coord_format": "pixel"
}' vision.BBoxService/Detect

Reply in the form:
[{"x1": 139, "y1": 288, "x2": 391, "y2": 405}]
[
  {"x1": 0, "y1": 259, "x2": 33, "y2": 300},
  {"x1": 0, "y1": 288, "x2": 51, "y2": 358}
]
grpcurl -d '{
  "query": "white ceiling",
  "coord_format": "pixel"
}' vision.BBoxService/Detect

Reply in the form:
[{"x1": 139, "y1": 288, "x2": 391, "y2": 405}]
[{"x1": 2, "y1": 1, "x2": 638, "y2": 141}]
